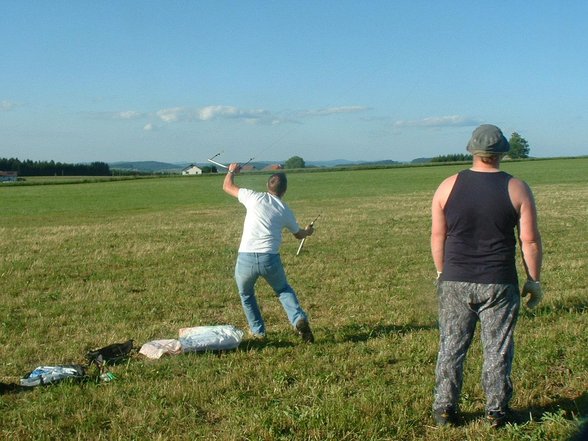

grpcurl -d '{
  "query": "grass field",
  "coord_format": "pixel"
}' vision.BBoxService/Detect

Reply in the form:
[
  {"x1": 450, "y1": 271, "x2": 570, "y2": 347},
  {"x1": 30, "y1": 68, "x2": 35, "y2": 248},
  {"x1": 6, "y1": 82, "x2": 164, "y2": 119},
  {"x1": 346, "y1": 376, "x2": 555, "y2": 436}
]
[{"x1": 1, "y1": 158, "x2": 587, "y2": 440}]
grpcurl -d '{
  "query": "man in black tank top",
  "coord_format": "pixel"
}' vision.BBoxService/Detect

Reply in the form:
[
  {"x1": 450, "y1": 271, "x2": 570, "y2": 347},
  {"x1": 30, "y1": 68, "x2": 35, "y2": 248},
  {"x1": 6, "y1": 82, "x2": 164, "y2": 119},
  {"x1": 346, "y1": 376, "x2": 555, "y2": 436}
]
[{"x1": 430, "y1": 125, "x2": 543, "y2": 427}]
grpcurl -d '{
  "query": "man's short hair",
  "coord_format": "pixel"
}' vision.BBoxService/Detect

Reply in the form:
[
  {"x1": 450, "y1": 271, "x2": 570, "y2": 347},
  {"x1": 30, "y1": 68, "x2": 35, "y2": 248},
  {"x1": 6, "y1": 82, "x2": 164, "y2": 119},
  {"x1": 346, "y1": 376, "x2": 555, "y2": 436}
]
[
  {"x1": 480, "y1": 154, "x2": 504, "y2": 164},
  {"x1": 267, "y1": 172, "x2": 287, "y2": 196}
]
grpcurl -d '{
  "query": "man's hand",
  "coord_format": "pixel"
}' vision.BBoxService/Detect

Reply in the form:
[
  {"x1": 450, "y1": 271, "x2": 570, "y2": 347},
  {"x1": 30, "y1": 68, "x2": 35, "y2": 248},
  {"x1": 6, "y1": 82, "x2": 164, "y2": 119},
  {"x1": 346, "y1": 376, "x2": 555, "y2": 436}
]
[
  {"x1": 228, "y1": 163, "x2": 241, "y2": 174},
  {"x1": 434, "y1": 271, "x2": 442, "y2": 287},
  {"x1": 294, "y1": 224, "x2": 314, "y2": 240},
  {"x1": 522, "y1": 280, "x2": 543, "y2": 309}
]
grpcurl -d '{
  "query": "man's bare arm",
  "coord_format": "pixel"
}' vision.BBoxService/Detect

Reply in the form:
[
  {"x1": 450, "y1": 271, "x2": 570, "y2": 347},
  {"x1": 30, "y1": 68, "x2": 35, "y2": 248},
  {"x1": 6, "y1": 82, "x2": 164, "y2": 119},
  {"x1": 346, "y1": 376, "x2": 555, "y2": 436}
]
[
  {"x1": 431, "y1": 175, "x2": 456, "y2": 274},
  {"x1": 222, "y1": 163, "x2": 241, "y2": 198},
  {"x1": 510, "y1": 178, "x2": 542, "y2": 281}
]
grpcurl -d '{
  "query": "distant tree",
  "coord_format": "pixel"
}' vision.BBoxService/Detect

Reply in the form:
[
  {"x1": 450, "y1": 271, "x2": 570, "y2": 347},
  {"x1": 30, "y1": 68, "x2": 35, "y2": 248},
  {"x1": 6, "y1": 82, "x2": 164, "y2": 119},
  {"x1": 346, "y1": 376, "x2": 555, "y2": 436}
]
[
  {"x1": 200, "y1": 165, "x2": 216, "y2": 173},
  {"x1": 285, "y1": 156, "x2": 305, "y2": 169},
  {"x1": 509, "y1": 132, "x2": 530, "y2": 159}
]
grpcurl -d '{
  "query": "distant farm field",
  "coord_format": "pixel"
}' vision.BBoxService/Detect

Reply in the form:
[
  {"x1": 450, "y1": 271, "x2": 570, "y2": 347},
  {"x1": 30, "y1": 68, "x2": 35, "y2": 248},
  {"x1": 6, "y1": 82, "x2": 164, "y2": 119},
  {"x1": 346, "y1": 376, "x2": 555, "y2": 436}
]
[{"x1": 1, "y1": 158, "x2": 587, "y2": 440}]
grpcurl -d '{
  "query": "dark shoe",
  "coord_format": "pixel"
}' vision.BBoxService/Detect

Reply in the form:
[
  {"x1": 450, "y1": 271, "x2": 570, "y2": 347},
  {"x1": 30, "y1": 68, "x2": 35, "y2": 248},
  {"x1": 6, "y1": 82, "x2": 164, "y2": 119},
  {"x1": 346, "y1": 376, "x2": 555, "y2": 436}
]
[
  {"x1": 433, "y1": 407, "x2": 458, "y2": 426},
  {"x1": 487, "y1": 409, "x2": 508, "y2": 428},
  {"x1": 295, "y1": 319, "x2": 314, "y2": 343}
]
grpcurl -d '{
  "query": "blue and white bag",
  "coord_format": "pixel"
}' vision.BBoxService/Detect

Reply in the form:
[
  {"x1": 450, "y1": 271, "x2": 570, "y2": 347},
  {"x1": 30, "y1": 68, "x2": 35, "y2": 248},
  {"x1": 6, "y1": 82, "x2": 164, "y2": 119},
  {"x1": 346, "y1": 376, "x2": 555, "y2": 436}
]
[{"x1": 20, "y1": 365, "x2": 86, "y2": 387}]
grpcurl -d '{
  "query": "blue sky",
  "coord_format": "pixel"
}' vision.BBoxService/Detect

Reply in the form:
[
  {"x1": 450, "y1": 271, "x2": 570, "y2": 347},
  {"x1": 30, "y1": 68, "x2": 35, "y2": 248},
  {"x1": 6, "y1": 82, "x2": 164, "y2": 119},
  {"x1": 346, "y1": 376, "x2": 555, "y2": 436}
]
[{"x1": 1, "y1": 1, "x2": 587, "y2": 163}]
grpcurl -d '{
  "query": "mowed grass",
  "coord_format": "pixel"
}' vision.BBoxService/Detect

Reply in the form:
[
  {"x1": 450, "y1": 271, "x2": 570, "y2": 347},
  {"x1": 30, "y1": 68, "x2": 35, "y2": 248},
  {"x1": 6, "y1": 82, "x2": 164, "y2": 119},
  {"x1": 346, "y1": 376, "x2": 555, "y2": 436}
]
[{"x1": 1, "y1": 158, "x2": 587, "y2": 440}]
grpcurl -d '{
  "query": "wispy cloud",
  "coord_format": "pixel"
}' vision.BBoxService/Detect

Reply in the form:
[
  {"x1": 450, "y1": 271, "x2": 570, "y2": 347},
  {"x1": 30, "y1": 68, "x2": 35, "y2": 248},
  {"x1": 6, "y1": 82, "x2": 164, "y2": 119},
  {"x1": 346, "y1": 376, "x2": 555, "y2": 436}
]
[
  {"x1": 117, "y1": 110, "x2": 143, "y2": 120},
  {"x1": 156, "y1": 105, "x2": 285, "y2": 125},
  {"x1": 84, "y1": 110, "x2": 145, "y2": 120},
  {"x1": 156, "y1": 107, "x2": 188, "y2": 123},
  {"x1": 83, "y1": 104, "x2": 370, "y2": 128},
  {"x1": 155, "y1": 104, "x2": 370, "y2": 125},
  {"x1": 394, "y1": 115, "x2": 480, "y2": 128},
  {"x1": 198, "y1": 105, "x2": 277, "y2": 124},
  {"x1": 1, "y1": 100, "x2": 19, "y2": 111},
  {"x1": 302, "y1": 106, "x2": 370, "y2": 117}
]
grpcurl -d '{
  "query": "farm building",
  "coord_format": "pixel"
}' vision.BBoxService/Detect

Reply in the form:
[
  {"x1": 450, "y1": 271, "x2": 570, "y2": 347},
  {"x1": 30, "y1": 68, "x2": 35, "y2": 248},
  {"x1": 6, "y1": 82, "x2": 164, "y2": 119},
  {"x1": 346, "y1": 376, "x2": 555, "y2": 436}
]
[
  {"x1": 182, "y1": 165, "x2": 203, "y2": 175},
  {"x1": 0, "y1": 171, "x2": 18, "y2": 182},
  {"x1": 262, "y1": 164, "x2": 283, "y2": 171}
]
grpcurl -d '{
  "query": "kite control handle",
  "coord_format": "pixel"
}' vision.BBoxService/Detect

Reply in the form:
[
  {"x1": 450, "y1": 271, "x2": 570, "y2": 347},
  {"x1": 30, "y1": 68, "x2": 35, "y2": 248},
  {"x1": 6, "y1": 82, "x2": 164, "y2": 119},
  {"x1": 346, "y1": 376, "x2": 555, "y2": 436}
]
[{"x1": 296, "y1": 214, "x2": 321, "y2": 256}]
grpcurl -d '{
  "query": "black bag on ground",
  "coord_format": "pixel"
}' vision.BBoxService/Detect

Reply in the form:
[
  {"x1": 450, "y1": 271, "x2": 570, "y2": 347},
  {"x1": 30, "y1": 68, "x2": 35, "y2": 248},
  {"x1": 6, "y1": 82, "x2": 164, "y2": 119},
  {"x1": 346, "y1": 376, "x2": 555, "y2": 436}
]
[{"x1": 86, "y1": 339, "x2": 135, "y2": 369}]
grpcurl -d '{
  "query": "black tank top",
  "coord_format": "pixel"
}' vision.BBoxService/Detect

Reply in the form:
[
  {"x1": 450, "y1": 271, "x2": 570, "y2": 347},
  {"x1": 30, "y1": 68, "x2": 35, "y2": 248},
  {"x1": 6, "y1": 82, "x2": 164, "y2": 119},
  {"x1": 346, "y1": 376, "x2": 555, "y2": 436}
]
[{"x1": 441, "y1": 170, "x2": 519, "y2": 284}]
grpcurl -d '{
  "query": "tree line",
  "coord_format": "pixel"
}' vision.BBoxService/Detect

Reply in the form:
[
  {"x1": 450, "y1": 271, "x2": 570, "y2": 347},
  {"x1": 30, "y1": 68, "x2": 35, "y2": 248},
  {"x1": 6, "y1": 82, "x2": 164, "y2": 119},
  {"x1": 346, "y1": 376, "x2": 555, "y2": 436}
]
[
  {"x1": 1, "y1": 132, "x2": 530, "y2": 174},
  {"x1": 431, "y1": 153, "x2": 473, "y2": 163},
  {"x1": 0, "y1": 158, "x2": 111, "y2": 176}
]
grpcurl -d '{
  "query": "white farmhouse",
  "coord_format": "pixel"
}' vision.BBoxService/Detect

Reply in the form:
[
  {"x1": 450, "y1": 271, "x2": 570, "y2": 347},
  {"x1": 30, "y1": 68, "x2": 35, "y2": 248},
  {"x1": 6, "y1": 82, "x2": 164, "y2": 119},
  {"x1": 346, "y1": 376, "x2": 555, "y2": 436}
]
[{"x1": 182, "y1": 164, "x2": 203, "y2": 175}]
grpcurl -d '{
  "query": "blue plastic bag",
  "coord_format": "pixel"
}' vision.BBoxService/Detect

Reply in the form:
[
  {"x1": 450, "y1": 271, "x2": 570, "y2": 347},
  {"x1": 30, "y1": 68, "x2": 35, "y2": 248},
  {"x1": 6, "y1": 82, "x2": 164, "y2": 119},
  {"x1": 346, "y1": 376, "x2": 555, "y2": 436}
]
[{"x1": 20, "y1": 365, "x2": 86, "y2": 387}]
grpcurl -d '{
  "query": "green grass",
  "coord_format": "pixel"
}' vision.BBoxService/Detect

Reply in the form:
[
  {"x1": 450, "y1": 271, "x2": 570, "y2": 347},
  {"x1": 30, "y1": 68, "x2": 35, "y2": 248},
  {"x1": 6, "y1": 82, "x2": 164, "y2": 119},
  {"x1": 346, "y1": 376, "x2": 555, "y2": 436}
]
[{"x1": 1, "y1": 158, "x2": 587, "y2": 440}]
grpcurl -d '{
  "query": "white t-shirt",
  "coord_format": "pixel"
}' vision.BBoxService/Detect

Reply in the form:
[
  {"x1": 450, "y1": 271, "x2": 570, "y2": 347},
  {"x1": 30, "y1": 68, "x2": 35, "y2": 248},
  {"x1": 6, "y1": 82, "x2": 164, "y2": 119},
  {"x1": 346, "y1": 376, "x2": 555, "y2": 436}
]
[{"x1": 237, "y1": 188, "x2": 300, "y2": 254}]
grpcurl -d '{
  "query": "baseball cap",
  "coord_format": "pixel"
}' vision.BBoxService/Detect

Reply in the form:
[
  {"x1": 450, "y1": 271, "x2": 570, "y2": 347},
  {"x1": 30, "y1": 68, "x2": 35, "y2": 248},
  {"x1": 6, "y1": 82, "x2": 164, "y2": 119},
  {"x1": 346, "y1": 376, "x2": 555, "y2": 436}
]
[{"x1": 467, "y1": 124, "x2": 510, "y2": 156}]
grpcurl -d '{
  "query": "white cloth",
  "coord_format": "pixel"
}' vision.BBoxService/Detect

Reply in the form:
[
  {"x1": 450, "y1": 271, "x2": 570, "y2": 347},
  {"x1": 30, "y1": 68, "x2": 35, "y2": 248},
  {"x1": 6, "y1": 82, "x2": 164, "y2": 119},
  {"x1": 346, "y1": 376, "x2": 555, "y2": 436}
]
[
  {"x1": 139, "y1": 339, "x2": 183, "y2": 359},
  {"x1": 237, "y1": 189, "x2": 300, "y2": 254},
  {"x1": 179, "y1": 325, "x2": 244, "y2": 352}
]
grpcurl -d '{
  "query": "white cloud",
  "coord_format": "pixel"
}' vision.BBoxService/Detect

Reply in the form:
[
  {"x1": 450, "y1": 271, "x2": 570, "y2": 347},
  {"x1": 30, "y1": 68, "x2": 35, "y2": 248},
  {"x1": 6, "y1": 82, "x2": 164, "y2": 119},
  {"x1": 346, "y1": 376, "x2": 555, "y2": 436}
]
[
  {"x1": 302, "y1": 106, "x2": 370, "y2": 117},
  {"x1": 394, "y1": 115, "x2": 480, "y2": 128},
  {"x1": 117, "y1": 110, "x2": 143, "y2": 120},
  {"x1": 198, "y1": 105, "x2": 240, "y2": 121},
  {"x1": 94, "y1": 103, "x2": 370, "y2": 129},
  {"x1": 157, "y1": 105, "x2": 280, "y2": 125},
  {"x1": 1, "y1": 100, "x2": 18, "y2": 111},
  {"x1": 197, "y1": 105, "x2": 269, "y2": 122},
  {"x1": 153, "y1": 104, "x2": 370, "y2": 126},
  {"x1": 156, "y1": 107, "x2": 188, "y2": 122},
  {"x1": 83, "y1": 110, "x2": 145, "y2": 120}
]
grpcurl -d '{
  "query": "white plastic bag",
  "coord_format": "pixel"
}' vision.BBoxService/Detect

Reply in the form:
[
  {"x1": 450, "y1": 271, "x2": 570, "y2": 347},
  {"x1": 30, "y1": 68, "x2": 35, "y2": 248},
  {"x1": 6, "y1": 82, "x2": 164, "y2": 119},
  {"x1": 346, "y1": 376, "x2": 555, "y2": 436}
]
[
  {"x1": 20, "y1": 365, "x2": 86, "y2": 387},
  {"x1": 179, "y1": 325, "x2": 244, "y2": 352},
  {"x1": 139, "y1": 339, "x2": 182, "y2": 359}
]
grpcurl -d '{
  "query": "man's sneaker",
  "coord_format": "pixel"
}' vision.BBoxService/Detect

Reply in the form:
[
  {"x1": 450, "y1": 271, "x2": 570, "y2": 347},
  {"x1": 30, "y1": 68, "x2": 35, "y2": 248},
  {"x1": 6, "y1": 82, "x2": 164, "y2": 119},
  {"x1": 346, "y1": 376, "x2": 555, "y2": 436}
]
[
  {"x1": 433, "y1": 407, "x2": 459, "y2": 426},
  {"x1": 486, "y1": 410, "x2": 508, "y2": 428},
  {"x1": 295, "y1": 319, "x2": 314, "y2": 343}
]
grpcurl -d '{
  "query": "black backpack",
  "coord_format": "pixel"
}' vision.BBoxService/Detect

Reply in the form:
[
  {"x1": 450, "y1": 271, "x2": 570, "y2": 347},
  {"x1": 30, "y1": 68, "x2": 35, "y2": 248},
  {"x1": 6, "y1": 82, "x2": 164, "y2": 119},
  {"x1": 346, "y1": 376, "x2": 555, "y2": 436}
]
[{"x1": 86, "y1": 339, "x2": 135, "y2": 371}]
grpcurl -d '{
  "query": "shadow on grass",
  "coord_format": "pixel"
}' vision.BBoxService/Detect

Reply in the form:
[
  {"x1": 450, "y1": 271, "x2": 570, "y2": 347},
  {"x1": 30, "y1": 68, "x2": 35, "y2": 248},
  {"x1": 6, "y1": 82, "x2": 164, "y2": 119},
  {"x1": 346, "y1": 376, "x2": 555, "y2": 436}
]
[
  {"x1": 232, "y1": 322, "x2": 437, "y2": 351},
  {"x1": 0, "y1": 381, "x2": 31, "y2": 396},
  {"x1": 320, "y1": 322, "x2": 437, "y2": 344},
  {"x1": 521, "y1": 297, "x2": 588, "y2": 318},
  {"x1": 458, "y1": 391, "x2": 588, "y2": 431},
  {"x1": 235, "y1": 322, "x2": 438, "y2": 350},
  {"x1": 239, "y1": 339, "x2": 297, "y2": 351}
]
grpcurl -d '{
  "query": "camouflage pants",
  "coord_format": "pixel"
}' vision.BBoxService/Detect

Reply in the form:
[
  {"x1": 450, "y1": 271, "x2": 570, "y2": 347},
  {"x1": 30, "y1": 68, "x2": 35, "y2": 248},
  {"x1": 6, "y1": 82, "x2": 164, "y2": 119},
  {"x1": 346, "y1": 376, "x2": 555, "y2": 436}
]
[{"x1": 433, "y1": 281, "x2": 520, "y2": 413}]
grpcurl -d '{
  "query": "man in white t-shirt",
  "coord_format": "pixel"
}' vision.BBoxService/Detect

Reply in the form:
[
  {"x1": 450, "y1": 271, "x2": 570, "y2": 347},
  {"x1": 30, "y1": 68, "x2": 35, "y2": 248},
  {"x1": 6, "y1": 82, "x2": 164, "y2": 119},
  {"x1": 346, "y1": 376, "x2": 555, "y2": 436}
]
[{"x1": 223, "y1": 163, "x2": 315, "y2": 343}]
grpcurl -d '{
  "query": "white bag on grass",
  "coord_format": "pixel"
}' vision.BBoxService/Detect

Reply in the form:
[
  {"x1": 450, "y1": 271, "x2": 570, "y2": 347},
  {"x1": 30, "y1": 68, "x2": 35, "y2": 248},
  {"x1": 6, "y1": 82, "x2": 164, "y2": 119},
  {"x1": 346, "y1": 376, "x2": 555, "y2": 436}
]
[
  {"x1": 139, "y1": 339, "x2": 183, "y2": 359},
  {"x1": 20, "y1": 365, "x2": 86, "y2": 387},
  {"x1": 179, "y1": 325, "x2": 244, "y2": 352}
]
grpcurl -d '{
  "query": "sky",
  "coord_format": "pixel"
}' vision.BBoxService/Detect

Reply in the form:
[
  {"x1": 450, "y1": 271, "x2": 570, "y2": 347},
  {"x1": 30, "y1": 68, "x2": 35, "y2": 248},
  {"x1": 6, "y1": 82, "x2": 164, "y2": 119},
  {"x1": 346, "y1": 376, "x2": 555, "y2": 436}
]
[{"x1": 1, "y1": 0, "x2": 587, "y2": 164}]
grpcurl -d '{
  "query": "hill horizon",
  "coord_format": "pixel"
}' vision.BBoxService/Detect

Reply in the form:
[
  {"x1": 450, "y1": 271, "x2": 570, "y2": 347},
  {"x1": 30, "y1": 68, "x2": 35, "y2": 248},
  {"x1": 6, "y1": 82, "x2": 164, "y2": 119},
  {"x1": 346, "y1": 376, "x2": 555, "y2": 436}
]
[{"x1": 108, "y1": 158, "x2": 416, "y2": 173}]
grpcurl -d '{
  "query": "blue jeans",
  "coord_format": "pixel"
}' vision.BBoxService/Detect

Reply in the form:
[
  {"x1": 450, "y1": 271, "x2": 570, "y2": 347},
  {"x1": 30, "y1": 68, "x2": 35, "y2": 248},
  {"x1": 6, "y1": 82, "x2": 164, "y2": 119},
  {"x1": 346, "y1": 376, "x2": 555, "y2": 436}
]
[{"x1": 235, "y1": 252, "x2": 308, "y2": 336}]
